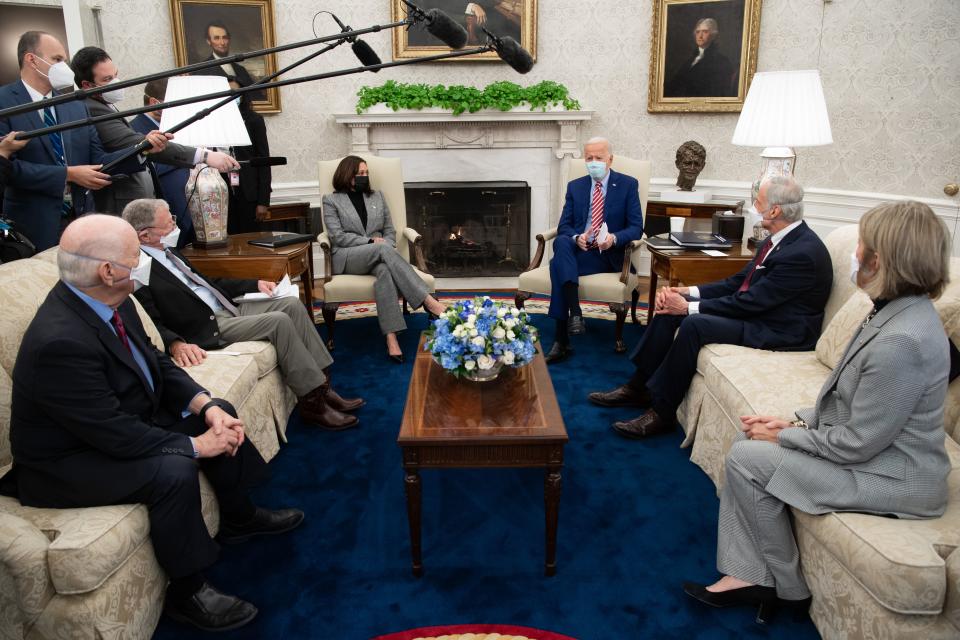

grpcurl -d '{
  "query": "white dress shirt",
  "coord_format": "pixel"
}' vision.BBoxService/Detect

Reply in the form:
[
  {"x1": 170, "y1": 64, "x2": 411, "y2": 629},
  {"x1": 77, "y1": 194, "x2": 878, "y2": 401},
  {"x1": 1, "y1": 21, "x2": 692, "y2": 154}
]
[{"x1": 141, "y1": 245, "x2": 224, "y2": 314}]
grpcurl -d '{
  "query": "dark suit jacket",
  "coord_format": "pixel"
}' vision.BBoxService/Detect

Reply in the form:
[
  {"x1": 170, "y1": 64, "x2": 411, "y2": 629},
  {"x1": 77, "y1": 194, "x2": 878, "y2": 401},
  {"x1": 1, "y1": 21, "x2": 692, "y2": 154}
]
[
  {"x1": 696, "y1": 221, "x2": 833, "y2": 350},
  {"x1": 85, "y1": 98, "x2": 197, "y2": 214},
  {"x1": 225, "y1": 106, "x2": 271, "y2": 234},
  {"x1": 133, "y1": 247, "x2": 257, "y2": 351},
  {"x1": 9, "y1": 282, "x2": 203, "y2": 506},
  {"x1": 130, "y1": 113, "x2": 194, "y2": 246},
  {"x1": 556, "y1": 169, "x2": 644, "y2": 265},
  {"x1": 0, "y1": 154, "x2": 10, "y2": 192},
  {"x1": 0, "y1": 80, "x2": 141, "y2": 250},
  {"x1": 665, "y1": 45, "x2": 736, "y2": 98}
]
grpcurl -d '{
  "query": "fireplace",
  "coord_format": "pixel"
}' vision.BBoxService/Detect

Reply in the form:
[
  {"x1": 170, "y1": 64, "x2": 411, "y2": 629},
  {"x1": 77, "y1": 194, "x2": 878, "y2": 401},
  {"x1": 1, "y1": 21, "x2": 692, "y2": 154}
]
[{"x1": 405, "y1": 181, "x2": 530, "y2": 277}]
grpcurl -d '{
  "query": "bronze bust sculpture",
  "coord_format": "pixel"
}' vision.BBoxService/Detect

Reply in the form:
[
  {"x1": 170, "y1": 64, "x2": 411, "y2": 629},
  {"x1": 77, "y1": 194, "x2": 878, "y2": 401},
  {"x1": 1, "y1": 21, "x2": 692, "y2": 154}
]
[{"x1": 675, "y1": 141, "x2": 707, "y2": 191}]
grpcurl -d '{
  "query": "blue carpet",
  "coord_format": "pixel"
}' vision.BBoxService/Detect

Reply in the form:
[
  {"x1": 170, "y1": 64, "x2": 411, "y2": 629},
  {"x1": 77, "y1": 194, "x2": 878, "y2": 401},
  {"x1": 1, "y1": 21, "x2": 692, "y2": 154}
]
[{"x1": 154, "y1": 313, "x2": 820, "y2": 640}]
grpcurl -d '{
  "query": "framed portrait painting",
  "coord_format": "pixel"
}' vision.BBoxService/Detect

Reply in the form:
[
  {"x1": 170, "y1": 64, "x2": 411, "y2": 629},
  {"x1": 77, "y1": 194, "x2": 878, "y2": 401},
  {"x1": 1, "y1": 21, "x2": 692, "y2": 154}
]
[
  {"x1": 391, "y1": 0, "x2": 537, "y2": 64},
  {"x1": 648, "y1": 0, "x2": 762, "y2": 113},
  {"x1": 169, "y1": 0, "x2": 281, "y2": 113}
]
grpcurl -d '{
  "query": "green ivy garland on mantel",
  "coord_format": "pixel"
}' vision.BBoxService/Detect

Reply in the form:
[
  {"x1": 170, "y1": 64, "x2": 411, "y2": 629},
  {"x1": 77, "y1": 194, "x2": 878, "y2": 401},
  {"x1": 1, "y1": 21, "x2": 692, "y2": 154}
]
[{"x1": 355, "y1": 80, "x2": 582, "y2": 115}]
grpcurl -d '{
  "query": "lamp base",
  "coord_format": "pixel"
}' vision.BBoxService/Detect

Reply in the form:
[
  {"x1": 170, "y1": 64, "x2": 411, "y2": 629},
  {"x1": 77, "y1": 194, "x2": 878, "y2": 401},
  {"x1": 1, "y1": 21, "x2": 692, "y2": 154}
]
[{"x1": 750, "y1": 146, "x2": 797, "y2": 242}]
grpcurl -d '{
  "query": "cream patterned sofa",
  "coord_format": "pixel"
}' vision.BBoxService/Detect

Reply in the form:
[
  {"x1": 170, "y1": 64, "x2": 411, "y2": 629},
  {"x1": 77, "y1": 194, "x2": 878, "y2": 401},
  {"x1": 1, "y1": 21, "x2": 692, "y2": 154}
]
[
  {"x1": 677, "y1": 225, "x2": 960, "y2": 638},
  {"x1": 0, "y1": 251, "x2": 296, "y2": 639}
]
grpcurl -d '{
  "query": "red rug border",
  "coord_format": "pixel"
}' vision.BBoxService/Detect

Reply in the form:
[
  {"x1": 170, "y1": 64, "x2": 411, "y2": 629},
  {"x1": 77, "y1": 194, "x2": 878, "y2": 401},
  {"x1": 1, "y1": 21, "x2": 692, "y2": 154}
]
[{"x1": 372, "y1": 624, "x2": 577, "y2": 640}]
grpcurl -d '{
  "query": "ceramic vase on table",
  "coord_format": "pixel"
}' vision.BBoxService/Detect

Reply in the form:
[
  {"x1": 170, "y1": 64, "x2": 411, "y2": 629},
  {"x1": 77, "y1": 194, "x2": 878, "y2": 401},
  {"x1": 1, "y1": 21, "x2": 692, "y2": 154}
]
[{"x1": 185, "y1": 164, "x2": 229, "y2": 248}]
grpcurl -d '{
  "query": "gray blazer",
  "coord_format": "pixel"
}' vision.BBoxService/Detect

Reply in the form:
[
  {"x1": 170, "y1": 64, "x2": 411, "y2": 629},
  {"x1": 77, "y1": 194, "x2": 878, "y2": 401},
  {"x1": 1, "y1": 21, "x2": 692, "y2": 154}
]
[
  {"x1": 322, "y1": 190, "x2": 397, "y2": 274},
  {"x1": 85, "y1": 98, "x2": 197, "y2": 214},
  {"x1": 772, "y1": 295, "x2": 951, "y2": 519}
]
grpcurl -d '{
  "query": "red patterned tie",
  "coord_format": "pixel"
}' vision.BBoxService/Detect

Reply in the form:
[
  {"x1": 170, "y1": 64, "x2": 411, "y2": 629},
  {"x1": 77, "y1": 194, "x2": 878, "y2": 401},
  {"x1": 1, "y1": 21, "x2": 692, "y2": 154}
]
[
  {"x1": 738, "y1": 241, "x2": 773, "y2": 292},
  {"x1": 587, "y1": 181, "x2": 604, "y2": 247},
  {"x1": 111, "y1": 310, "x2": 131, "y2": 352}
]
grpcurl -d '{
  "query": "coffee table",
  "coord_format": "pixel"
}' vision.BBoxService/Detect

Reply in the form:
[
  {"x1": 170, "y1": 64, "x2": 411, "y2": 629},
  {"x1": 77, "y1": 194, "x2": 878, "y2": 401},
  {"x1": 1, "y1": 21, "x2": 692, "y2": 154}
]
[
  {"x1": 398, "y1": 336, "x2": 568, "y2": 577},
  {"x1": 645, "y1": 236, "x2": 754, "y2": 322},
  {"x1": 180, "y1": 232, "x2": 315, "y2": 321}
]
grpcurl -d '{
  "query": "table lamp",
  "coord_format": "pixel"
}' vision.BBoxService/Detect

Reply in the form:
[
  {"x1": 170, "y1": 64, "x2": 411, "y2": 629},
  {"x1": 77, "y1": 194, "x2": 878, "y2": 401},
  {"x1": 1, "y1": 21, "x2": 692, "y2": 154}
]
[
  {"x1": 160, "y1": 75, "x2": 252, "y2": 247},
  {"x1": 731, "y1": 69, "x2": 833, "y2": 204}
]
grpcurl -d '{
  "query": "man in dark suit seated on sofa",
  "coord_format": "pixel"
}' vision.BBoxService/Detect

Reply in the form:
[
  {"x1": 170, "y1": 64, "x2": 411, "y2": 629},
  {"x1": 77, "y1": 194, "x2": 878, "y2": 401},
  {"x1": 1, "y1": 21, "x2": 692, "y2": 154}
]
[
  {"x1": 121, "y1": 198, "x2": 363, "y2": 431},
  {"x1": 7, "y1": 214, "x2": 302, "y2": 631},
  {"x1": 589, "y1": 176, "x2": 833, "y2": 438},
  {"x1": 544, "y1": 136, "x2": 644, "y2": 364}
]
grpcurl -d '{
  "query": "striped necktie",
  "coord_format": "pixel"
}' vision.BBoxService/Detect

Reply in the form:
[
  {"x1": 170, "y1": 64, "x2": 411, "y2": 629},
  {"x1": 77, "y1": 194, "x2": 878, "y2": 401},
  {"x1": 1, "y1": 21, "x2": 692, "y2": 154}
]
[
  {"x1": 165, "y1": 249, "x2": 240, "y2": 316},
  {"x1": 587, "y1": 181, "x2": 604, "y2": 247},
  {"x1": 42, "y1": 106, "x2": 73, "y2": 218}
]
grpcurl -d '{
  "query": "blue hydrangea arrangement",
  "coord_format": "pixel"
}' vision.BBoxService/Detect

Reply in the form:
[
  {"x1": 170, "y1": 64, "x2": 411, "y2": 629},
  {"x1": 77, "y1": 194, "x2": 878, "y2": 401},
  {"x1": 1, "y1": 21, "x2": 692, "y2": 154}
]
[{"x1": 424, "y1": 296, "x2": 539, "y2": 378}]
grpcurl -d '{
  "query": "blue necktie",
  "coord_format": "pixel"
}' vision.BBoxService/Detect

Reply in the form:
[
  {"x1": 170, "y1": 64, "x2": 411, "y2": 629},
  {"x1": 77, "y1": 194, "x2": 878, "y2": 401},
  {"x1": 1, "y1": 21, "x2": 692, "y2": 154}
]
[{"x1": 42, "y1": 106, "x2": 72, "y2": 217}]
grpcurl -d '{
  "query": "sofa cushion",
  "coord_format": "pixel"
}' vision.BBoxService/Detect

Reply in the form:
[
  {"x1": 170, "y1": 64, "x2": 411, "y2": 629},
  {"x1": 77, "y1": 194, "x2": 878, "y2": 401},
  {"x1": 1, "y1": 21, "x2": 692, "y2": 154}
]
[
  {"x1": 815, "y1": 289, "x2": 873, "y2": 369},
  {"x1": 517, "y1": 265, "x2": 637, "y2": 303},
  {"x1": 207, "y1": 341, "x2": 279, "y2": 378},
  {"x1": 323, "y1": 267, "x2": 435, "y2": 304},
  {"x1": 0, "y1": 260, "x2": 60, "y2": 377},
  {"x1": 793, "y1": 438, "x2": 960, "y2": 615},
  {"x1": 178, "y1": 352, "x2": 260, "y2": 409}
]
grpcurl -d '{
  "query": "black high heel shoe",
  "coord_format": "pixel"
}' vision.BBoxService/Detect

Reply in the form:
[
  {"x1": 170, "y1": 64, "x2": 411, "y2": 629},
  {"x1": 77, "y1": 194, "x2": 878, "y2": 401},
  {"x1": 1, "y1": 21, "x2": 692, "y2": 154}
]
[{"x1": 683, "y1": 582, "x2": 779, "y2": 625}]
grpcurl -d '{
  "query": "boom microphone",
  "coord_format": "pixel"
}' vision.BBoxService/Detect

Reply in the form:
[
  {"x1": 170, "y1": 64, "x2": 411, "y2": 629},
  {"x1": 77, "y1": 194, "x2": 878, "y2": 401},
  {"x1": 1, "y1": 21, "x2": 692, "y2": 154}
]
[
  {"x1": 424, "y1": 8, "x2": 469, "y2": 49},
  {"x1": 484, "y1": 29, "x2": 534, "y2": 74},
  {"x1": 328, "y1": 12, "x2": 382, "y2": 70},
  {"x1": 240, "y1": 157, "x2": 287, "y2": 167}
]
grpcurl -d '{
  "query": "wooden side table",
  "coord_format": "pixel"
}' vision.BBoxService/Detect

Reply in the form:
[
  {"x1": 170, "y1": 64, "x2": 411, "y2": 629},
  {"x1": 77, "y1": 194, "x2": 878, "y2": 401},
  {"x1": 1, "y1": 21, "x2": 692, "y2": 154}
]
[
  {"x1": 398, "y1": 336, "x2": 568, "y2": 577},
  {"x1": 257, "y1": 202, "x2": 311, "y2": 233},
  {"x1": 180, "y1": 232, "x2": 315, "y2": 321},
  {"x1": 645, "y1": 198, "x2": 744, "y2": 236},
  {"x1": 645, "y1": 238, "x2": 754, "y2": 322}
]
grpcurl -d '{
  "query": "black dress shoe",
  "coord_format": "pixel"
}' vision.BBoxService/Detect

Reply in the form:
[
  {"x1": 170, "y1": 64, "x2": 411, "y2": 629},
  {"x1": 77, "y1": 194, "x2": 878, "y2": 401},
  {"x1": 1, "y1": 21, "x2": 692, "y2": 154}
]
[
  {"x1": 683, "y1": 581, "x2": 778, "y2": 624},
  {"x1": 567, "y1": 315, "x2": 586, "y2": 335},
  {"x1": 164, "y1": 582, "x2": 258, "y2": 631},
  {"x1": 544, "y1": 342, "x2": 572, "y2": 364},
  {"x1": 588, "y1": 384, "x2": 651, "y2": 407},
  {"x1": 612, "y1": 409, "x2": 675, "y2": 439},
  {"x1": 388, "y1": 353, "x2": 405, "y2": 364},
  {"x1": 219, "y1": 507, "x2": 305, "y2": 544}
]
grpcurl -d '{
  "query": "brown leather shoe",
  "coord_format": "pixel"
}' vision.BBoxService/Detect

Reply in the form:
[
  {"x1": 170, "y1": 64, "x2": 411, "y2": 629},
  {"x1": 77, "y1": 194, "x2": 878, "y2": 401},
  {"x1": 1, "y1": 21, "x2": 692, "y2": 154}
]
[
  {"x1": 544, "y1": 342, "x2": 573, "y2": 364},
  {"x1": 588, "y1": 384, "x2": 650, "y2": 408},
  {"x1": 612, "y1": 409, "x2": 674, "y2": 439},
  {"x1": 325, "y1": 385, "x2": 365, "y2": 412},
  {"x1": 298, "y1": 387, "x2": 359, "y2": 431}
]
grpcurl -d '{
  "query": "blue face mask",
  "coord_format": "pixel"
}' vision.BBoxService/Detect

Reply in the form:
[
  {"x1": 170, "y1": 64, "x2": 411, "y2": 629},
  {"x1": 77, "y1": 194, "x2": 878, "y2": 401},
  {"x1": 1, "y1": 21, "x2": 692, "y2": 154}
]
[{"x1": 586, "y1": 161, "x2": 607, "y2": 180}]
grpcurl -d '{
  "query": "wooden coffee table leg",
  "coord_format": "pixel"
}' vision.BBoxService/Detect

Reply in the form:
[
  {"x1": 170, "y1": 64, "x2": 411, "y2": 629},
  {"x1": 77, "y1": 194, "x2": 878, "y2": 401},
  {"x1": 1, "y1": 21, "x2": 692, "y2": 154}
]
[
  {"x1": 544, "y1": 466, "x2": 562, "y2": 576},
  {"x1": 404, "y1": 468, "x2": 423, "y2": 577}
]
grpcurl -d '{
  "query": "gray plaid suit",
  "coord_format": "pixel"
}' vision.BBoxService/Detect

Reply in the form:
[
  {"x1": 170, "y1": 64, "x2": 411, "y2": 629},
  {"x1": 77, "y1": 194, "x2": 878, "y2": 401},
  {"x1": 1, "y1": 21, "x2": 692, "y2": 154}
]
[
  {"x1": 717, "y1": 294, "x2": 951, "y2": 599},
  {"x1": 322, "y1": 191, "x2": 429, "y2": 335}
]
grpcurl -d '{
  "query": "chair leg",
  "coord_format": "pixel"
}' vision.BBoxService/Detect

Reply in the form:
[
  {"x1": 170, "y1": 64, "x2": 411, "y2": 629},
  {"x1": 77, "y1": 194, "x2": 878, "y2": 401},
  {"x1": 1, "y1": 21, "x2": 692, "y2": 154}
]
[
  {"x1": 515, "y1": 291, "x2": 532, "y2": 309},
  {"x1": 322, "y1": 302, "x2": 340, "y2": 350},
  {"x1": 631, "y1": 289, "x2": 640, "y2": 324},
  {"x1": 610, "y1": 302, "x2": 627, "y2": 353}
]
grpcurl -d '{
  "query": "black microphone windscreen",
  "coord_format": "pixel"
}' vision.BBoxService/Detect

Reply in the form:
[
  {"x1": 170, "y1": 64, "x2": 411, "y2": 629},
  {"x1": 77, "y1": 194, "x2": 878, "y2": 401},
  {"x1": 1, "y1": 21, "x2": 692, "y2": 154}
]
[
  {"x1": 425, "y1": 8, "x2": 468, "y2": 49},
  {"x1": 495, "y1": 36, "x2": 534, "y2": 74},
  {"x1": 244, "y1": 157, "x2": 287, "y2": 167},
  {"x1": 352, "y1": 39, "x2": 382, "y2": 70}
]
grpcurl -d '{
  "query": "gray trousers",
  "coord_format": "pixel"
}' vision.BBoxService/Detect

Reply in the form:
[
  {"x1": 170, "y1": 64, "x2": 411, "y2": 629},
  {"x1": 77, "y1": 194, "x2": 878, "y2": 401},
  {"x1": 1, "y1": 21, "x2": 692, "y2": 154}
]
[
  {"x1": 717, "y1": 437, "x2": 812, "y2": 601},
  {"x1": 216, "y1": 296, "x2": 333, "y2": 397},
  {"x1": 337, "y1": 243, "x2": 429, "y2": 335}
]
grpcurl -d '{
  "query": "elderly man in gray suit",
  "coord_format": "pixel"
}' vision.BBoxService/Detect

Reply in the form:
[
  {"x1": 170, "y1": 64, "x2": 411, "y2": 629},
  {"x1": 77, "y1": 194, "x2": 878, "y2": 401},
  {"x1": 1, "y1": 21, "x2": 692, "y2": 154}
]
[
  {"x1": 322, "y1": 155, "x2": 447, "y2": 362},
  {"x1": 684, "y1": 200, "x2": 954, "y2": 625},
  {"x1": 70, "y1": 46, "x2": 238, "y2": 214}
]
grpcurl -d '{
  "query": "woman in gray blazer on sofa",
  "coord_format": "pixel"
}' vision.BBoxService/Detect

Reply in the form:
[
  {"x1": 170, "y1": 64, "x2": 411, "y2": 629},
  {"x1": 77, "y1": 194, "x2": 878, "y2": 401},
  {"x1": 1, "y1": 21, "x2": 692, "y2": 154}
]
[
  {"x1": 322, "y1": 156, "x2": 447, "y2": 362},
  {"x1": 684, "y1": 200, "x2": 953, "y2": 623}
]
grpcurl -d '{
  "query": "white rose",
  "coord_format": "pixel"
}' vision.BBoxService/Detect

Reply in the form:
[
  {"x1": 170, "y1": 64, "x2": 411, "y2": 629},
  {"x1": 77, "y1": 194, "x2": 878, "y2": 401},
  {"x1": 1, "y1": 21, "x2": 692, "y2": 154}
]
[
  {"x1": 477, "y1": 354, "x2": 495, "y2": 370},
  {"x1": 470, "y1": 328, "x2": 478, "y2": 337},
  {"x1": 466, "y1": 314, "x2": 477, "y2": 326},
  {"x1": 472, "y1": 336, "x2": 486, "y2": 348},
  {"x1": 504, "y1": 318, "x2": 516, "y2": 329},
  {"x1": 464, "y1": 360, "x2": 476, "y2": 371},
  {"x1": 452, "y1": 325, "x2": 464, "y2": 337},
  {"x1": 507, "y1": 330, "x2": 516, "y2": 340},
  {"x1": 492, "y1": 327, "x2": 506, "y2": 340},
  {"x1": 502, "y1": 350, "x2": 515, "y2": 365},
  {"x1": 497, "y1": 307, "x2": 508, "y2": 318},
  {"x1": 511, "y1": 307, "x2": 520, "y2": 317}
]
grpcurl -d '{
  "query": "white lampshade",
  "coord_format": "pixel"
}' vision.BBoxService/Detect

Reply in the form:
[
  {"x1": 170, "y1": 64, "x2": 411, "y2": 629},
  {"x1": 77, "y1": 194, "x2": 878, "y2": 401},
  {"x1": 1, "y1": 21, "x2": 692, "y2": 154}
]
[
  {"x1": 159, "y1": 75, "x2": 251, "y2": 148},
  {"x1": 731, "y1": 70, "x2": 833, "y2": 148}
]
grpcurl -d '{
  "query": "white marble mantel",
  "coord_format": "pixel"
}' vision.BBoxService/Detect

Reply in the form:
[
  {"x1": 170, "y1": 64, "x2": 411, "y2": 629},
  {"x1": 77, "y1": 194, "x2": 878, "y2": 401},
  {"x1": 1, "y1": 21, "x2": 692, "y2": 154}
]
[{"x1": 333, "y1": 108, "x2": 594, "y2": 159}]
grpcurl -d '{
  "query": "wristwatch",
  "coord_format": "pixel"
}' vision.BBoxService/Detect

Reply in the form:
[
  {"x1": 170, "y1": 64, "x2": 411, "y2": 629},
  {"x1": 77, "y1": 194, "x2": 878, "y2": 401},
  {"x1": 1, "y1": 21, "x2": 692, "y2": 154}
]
[
  {"x1": 790, "y1": 418, "x2": 809, "y2": 430},
  {"x1": 201, "y1": 149, "x2": 209, "y2": 164}
]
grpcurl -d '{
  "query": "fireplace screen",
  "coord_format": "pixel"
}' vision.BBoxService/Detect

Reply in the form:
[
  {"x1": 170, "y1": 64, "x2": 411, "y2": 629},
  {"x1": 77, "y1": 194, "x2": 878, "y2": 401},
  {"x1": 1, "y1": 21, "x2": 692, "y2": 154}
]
[{"x1": 405, "y1": 181, "x2": 531, "y2": 277}]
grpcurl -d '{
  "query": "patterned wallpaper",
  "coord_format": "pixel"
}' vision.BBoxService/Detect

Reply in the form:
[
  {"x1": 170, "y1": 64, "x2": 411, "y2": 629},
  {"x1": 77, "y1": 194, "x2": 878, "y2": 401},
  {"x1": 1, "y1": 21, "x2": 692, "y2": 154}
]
[{"x1": 97, "y1": 0, "x2": 960, "y2": 200}]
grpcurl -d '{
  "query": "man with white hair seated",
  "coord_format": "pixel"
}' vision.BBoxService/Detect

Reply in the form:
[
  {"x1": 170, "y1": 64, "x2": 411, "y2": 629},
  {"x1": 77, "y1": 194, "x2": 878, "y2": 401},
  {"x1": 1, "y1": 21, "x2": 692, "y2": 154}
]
[
  {"x1": 590, "y1": 176, "x2": 833, "y2": 438},
  {"x1": 7, "y1": 214, "x2": 302, "y2": 631},
  {"x1": 544, "y1": 136, "x2": 644, "y2": 364}
]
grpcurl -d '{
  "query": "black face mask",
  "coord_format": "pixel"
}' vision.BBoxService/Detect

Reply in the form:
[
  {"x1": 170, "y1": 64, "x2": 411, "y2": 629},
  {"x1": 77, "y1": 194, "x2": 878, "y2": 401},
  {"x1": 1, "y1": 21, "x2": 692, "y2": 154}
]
[{"x1": 353, "y1": 175, "x2": 370, "y2": 192}]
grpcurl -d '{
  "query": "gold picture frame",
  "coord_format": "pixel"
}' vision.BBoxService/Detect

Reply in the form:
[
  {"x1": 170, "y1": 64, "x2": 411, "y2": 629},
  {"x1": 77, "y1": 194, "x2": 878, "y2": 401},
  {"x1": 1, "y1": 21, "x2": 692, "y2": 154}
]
[
  {"x1": 168, "y1": 0, "x2": 281, "y2": 114},
  {"x1": 648, "y1": 0, "x2": 762, "y2": 113},
  {"x1": 391, "y1": 0, "x2": 537, "y2": 64}
]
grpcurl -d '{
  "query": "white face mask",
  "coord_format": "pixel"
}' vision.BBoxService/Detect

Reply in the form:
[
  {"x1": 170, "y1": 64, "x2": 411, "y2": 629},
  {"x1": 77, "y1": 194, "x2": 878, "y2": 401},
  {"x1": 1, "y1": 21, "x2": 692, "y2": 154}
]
[
  {"x1": 99, "y1": 79, "x2": 125, "y2": 104},
  {"x1": 117, "y1": 253, "x2": 152, "y2": 291},
  {"x1": 160, "y1": 226, "x2": 181, "y2": 249},
  {"x1": 33, "y1": 56, "x2": 75, "y2": 90},
  {"x1": 849, "y1": 252, "x2": 860, "y2": 286}
]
